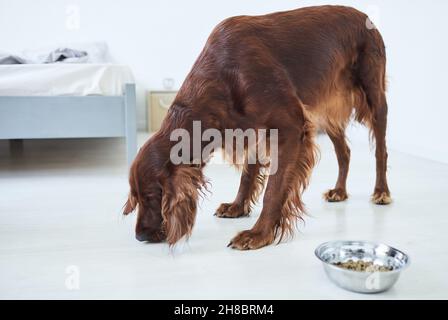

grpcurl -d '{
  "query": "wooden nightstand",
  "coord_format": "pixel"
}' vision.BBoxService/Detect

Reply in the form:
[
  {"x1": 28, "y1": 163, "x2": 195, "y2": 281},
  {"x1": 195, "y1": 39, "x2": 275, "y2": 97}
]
[{"x1": 147, "y1": 91, "x2": 177, "y2": 132}]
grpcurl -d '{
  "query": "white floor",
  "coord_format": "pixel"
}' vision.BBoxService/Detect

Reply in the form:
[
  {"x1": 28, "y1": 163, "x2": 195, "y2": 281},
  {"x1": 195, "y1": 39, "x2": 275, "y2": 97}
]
[{"x1": 1, "y1": 133, "x2": 447, "y2": 299}]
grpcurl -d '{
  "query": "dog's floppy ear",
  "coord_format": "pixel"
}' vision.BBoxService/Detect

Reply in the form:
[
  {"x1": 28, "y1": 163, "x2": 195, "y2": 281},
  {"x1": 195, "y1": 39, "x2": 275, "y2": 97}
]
[
  {"x1": 161, "y1": 165, "x2": 205, "y2": 245},
  {"x1": 123, "y1": 193, "x2": 137, "y2": 215},
  {"x1": 123, "y1": 160, "x2": 140, "y2": 215}
]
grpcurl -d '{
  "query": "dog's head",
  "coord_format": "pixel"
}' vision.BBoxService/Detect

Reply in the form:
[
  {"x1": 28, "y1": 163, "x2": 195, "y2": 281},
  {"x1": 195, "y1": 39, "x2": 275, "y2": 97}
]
[{"x1": 123, "y1": 141, "x2": 205, "y2": 245}]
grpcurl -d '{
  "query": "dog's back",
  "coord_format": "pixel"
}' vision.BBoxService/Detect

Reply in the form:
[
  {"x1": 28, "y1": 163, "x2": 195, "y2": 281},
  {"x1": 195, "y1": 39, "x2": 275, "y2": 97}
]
[{"x1": 178, "y1": 5, "x2": 386, "y2": 135}]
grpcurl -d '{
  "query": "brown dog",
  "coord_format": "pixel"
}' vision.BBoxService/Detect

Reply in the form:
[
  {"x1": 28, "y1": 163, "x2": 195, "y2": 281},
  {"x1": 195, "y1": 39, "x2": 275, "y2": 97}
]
[{"x1": 124, "y1": 5, "x2": 391, "y2": 250}]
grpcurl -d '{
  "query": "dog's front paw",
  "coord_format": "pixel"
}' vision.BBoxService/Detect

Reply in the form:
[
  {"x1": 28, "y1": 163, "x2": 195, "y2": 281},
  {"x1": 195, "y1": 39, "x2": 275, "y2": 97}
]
[
  {"x1": 228, "y1": 229, "x2": 275, "y2": 250},
  {"x1": 372, "y1": 191, "x2": 392, "y2": 205},
  {"x1": 323, "y1": 188, "x2": 348, "y2": 202},
  {"x1": 215, "y1": 202, "x2": 249, "y2": 218}
]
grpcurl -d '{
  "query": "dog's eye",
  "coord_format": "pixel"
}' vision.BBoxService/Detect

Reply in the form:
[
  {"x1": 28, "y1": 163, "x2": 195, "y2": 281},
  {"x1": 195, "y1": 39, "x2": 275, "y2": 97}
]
[{"x1": 144, "y1": 193, "x2": 161, "y2": 206}]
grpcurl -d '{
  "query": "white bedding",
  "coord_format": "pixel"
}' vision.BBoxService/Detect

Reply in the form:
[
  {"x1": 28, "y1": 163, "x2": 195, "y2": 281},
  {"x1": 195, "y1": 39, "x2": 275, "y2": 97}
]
[{"x1": 0, "y1": 64, "x2": 134, "y2": 96}]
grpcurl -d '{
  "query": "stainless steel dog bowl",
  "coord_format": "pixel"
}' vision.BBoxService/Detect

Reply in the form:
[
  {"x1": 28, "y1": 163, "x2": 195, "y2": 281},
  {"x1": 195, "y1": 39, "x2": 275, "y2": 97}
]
[{"x1": 315, "y1": 240, "x2": 410, "y2": 293}]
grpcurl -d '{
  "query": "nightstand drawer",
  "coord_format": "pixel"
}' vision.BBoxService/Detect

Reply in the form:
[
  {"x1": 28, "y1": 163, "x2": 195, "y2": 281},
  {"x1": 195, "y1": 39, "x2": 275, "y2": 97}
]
[{"x1": 148, "y1": 91, "x2": 177, "y2": 132}]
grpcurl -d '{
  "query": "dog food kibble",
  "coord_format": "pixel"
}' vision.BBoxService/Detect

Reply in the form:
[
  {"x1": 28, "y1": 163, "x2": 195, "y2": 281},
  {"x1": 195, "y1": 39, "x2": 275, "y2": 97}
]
[{"x1": 334, "y1": 260, "x2": 392, "y2": 272}]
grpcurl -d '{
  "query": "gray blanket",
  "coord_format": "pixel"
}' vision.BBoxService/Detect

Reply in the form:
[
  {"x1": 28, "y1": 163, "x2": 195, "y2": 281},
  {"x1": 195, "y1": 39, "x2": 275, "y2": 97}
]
[{"x1": 0, "y1": 48, "x2": 88, "y2": 64}]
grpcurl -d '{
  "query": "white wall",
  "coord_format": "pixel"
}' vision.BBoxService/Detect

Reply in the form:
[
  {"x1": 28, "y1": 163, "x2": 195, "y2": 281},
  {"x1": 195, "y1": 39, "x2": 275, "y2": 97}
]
[{"x1": 1, "y1": 0, "x2": 447, "y2": 163}]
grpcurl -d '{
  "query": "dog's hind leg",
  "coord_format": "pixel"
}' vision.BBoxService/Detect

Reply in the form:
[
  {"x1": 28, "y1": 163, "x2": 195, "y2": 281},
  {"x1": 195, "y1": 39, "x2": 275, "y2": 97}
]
[
  {"x1": 369, "y1": 93, "x2": 391, "y2": 205},
  {"x1": 215, "y1": 161, "x2": 266, "y2": 218},
  {"x1": 358, "y1": 33, "x2": 391, "y2": 205},
  {"x1": 323, "y1": 128, "x2": 350, "y2": 202}
]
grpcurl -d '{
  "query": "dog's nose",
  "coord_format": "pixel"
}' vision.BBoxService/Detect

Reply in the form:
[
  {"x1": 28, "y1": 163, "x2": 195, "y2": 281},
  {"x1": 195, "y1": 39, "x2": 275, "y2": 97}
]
[
  {"x1": 135, "y1": 230, "x2": 165, "y2": 243},
  {"x1": 136, "y1": 232, "x2": 150, "y2": 242}
]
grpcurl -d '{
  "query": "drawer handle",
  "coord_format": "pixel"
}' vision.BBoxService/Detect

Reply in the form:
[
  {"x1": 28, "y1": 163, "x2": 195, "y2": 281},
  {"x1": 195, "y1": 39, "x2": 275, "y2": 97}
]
[{"x1": 159, "y1": 97, "x2": 172, "y2": 109}]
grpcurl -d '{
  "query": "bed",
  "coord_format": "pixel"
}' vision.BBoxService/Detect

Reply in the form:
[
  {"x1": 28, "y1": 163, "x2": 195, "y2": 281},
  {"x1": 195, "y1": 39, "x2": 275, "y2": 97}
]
[{"x1": 0, "y1": 64, "x2": 137, "y2": 166}]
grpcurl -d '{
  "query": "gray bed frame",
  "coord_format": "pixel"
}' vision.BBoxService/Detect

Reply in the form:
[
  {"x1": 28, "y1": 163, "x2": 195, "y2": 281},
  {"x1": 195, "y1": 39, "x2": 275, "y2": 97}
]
[{"x1": 0, "y1": 83, "x2": 137, "y2": 166}]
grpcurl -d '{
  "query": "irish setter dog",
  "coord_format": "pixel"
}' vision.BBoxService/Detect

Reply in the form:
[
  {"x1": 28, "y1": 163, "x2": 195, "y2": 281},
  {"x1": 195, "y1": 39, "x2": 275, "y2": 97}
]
[{"x1": 124, "y1": 5, "x2": 391, "y2": 250}]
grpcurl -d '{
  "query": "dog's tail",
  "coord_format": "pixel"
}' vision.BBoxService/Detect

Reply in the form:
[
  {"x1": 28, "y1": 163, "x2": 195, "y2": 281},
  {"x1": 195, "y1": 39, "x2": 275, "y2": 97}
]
[{"x1": 353, "y1": 24, "x2": 387, "y2": 141}]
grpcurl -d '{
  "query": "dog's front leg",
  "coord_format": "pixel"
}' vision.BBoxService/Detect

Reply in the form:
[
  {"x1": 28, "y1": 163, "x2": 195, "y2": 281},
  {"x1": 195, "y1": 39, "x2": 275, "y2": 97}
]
[
  {"x1": 228, "y1": 129, "x2": 316, "y2": 250},
  {"x1": 215, "y1": 162, "x2": 266, "y2": 218}
]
